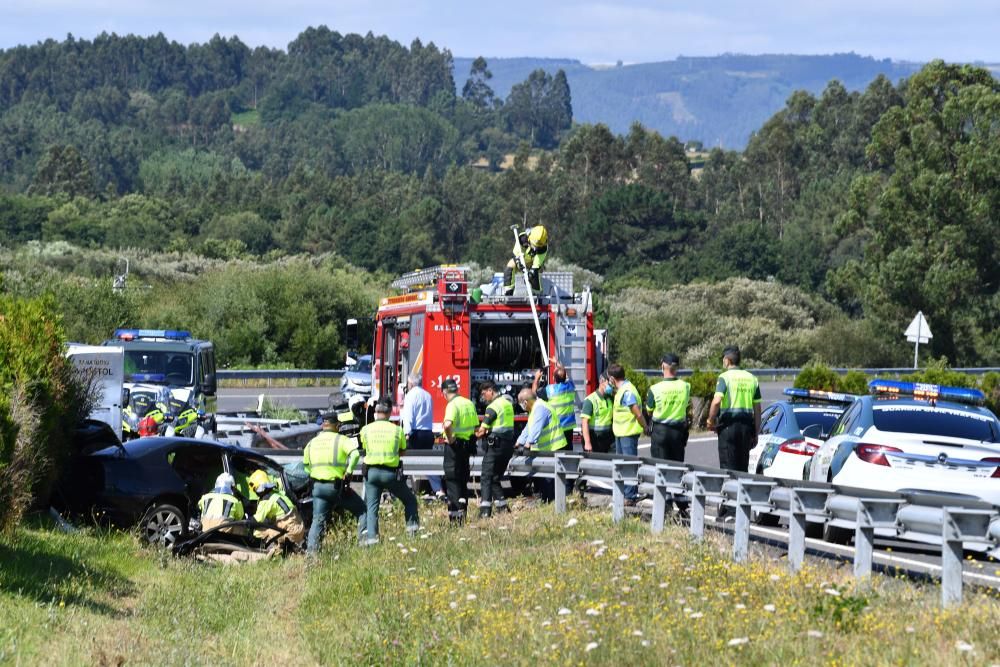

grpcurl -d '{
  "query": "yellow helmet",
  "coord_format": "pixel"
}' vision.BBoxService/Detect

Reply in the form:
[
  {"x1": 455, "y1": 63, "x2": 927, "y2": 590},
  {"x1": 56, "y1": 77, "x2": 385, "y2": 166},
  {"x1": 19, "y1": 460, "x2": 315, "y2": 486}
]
[
  {"x1": 528, "y1": 225, "x2": 548, "y2": 248},
  {"x1": 248, "y1": 469, "x2": 272, "y2": 493}
]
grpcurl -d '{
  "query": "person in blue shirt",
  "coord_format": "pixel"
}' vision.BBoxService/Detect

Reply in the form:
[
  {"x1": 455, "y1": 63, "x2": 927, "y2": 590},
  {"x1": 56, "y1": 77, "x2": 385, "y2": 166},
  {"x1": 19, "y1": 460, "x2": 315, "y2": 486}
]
[
  {"x1": 401, "y1": 374, "x2": 444, "y2": 500},
  {"x1": 533, "y1": 357, "x2": 577, "y2": 451},
  {"x1": 515, "y1": 387, "x2": 570, "y2": 502}
]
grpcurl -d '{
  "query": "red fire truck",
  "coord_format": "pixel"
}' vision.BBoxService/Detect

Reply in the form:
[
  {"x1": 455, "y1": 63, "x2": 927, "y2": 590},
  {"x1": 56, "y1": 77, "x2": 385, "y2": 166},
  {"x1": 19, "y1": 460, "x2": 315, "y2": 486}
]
[{"x1": 371, "y1": 265, "x2": 606, "y2": 434}]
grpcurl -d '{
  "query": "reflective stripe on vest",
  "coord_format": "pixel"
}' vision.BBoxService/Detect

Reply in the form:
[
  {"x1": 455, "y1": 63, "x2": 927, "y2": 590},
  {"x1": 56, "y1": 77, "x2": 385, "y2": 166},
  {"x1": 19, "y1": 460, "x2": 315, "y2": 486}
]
[
  {"x1": 304, "y1": 431, "x2": 352, "y2": 481},
  {"x1": 532, "y1": 399, "x2": 567, "y2": 452},
  {"x1": 546, "y1": 381, "x2": 576, "y2": 429},
  {"x1": 255, "y1": 491, "x2": 295, "y2": 523},
  {"x1": 612, "y1": 381, "x2": 643, "y2": 437},
  {"x1": 583, "y1": 392, "x2": 613, "y2": 431},
  {"x1": 718, "y1": 369, "x2": 759, "y2": 421},
  {"x1": 484, "y1": 396, "x2": 514, "y2": 433},
  {"x1": 361, "y1": 420, "x2": 405, "y2": 466},
  {"x1": 650, "y1": 379, "x2": 691, "y2": 425},
  {"x1": 446, "y1": 396, "x2": 479, "y2": 440},
  {"x1": 199, "y1": 492, "x2": 243, "y2": 520}
]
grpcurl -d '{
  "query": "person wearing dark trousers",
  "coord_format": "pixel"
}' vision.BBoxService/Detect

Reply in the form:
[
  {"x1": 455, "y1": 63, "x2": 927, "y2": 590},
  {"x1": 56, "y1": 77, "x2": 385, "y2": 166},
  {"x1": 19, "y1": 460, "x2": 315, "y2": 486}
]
[
  {"x1": 401, "y1": 374, "x2": 444, "y2": 500},
  {"x1": 581, "y1": 373, "x2": 614, "y2": 454},
  {"x1": 706, "y1": 346, "x2": 761, "y2": 518},
  {"x1": 441, "y1": 379, "x2": 479, "y2": 524},
  {"x1": 304, "y1": 409, "x2": 367, "y2": 552},
  {"x1": 645, "y1": 354, "x2": 692, "y2": 513},
  {"x1": 474, "y1": 381, "x2": 515, "y2": 517}
]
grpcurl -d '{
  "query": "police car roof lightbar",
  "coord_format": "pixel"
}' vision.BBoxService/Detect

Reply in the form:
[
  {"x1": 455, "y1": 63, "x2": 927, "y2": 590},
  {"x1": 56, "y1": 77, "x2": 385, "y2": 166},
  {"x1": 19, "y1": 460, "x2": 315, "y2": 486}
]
[
  {"x1": 115, "y1": 329, "x2": 192, "y2": 341},
  {"x1": 868, "y1": 379, "x2": 985, "y2": 406},
  {"x1": 783, "y1": 388, "x2": 857, "y2": 404}
]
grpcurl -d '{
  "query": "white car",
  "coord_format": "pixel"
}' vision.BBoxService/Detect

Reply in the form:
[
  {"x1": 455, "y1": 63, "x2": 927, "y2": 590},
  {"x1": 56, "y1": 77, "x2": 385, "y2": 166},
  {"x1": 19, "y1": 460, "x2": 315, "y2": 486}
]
[
  {"x1": 748, "y1": 389, "x2": 855, "y2": 481},
  {"x1": 808, "y1": 380, "x2": 1000, "y2": 506}
]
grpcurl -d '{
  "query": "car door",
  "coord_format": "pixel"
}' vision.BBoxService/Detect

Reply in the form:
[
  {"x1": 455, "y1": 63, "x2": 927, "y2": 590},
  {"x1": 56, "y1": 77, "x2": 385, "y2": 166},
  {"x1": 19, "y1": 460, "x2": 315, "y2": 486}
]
[
  {"x1": 749, "y1": 405, "x2": 783, "y2": 473},
  {"x1": 165, "y1": 443, "x2": 228, "y2": 517},
  {"x1": 811, "y1": 400, "x2": 862, "y2": 481}
]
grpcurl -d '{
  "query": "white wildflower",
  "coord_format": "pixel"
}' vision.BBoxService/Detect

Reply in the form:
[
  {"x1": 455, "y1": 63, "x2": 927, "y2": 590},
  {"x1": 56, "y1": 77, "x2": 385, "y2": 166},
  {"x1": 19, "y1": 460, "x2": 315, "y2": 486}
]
[
  {"x1": 466, "y1": 594, "x2": 477, "y2": 601},
  {"x1": 823, "y1": 588, "x2": 841, "y2": 597},
  {"x1": 585, "y1": 642, "x2": 599, "y2": 652},
  {"x1": 807, "y1": 630, "x2": 823, "y2": 638},
  {"x1": 565, "y1": 518, "x2": 578, "y2": 528},
  {"x1": 763, "y1": 604, "x2": 776, "y2": 612},
  {"x1": 955, "y1": 641, "x2": 974, "y2": 653},
  {"x1": 558, "y1": 608, "x2": 572, "y2": 615},
  {"x1": 728, "y1": 637, "x2": 750, "y2": 646},
  {"x1": 449, "y1": 569, "x2": 461, "y2": 576},
  {"x1": 586, "y1": 608, "x2": 601, "y2": 616}
]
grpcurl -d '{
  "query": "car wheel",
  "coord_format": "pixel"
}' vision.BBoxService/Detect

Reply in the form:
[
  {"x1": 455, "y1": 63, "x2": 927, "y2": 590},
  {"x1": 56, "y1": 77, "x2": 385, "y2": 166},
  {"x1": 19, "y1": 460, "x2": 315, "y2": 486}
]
[
  {"x1": 141, "y1": 503, "x2": 187, "y2": 547},
  {"x1": 823, "y1": 524, "x2": 853, "y2": 545},
  {"x1": 751, "y1": 509, "x2": 780, "y2": 527}
]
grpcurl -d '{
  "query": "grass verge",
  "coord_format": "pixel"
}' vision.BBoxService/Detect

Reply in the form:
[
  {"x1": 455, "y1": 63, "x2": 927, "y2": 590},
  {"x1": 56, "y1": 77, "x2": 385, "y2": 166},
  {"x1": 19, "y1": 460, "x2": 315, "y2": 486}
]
[{"x1": 2, "y1": 505, "x2": 998, "y2": 665}]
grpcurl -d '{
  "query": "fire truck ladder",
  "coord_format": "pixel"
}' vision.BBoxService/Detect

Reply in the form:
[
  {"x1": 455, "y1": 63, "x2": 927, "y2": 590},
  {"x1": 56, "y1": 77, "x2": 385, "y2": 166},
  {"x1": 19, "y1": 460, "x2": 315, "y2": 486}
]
[{"x1": 510, "y1": 225, "x2": 549, "y2": 365}]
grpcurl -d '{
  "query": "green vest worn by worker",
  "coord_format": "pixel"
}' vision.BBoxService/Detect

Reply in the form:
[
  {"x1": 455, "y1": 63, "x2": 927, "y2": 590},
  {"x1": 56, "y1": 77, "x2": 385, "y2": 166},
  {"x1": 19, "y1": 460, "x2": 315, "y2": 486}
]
[
  {"x1": 482, "y1": 395, "x2": 515, "y2": 434},
  {"x1": 360, "y1": 419, "x2": 406, "y2": 467},
  {"x1": 612, "y1": 380, "x2": 643, "y2": 437},
  {"x1": 198, "y1": 492, "x2": 245, "y2": 521},
  {"x1": 303, "y1": 431, "x2": 359, "y2": 481},
  {"x1": 254, "y1": 490, "x2": 296, "y2": 523},
  {"x1": 716, "y1": 368, "x2": 759, "y2": 424},
  {"x1": 445, "y1": 395, "x2": 479, "y2": 441},
  {"x1": 583, "y1": 391, "x2": 613, "y2": 432},
  {"x1": 512, "y1": 239, "x2": 548, "y2": 270},
  {"x1": 531, "y1": 398, "x2": 567, "y2": 452},
  {"x1": 545, "y1": 380, "x2": 576, "y2": 430},
  {"x1": 649, "y1": 379, "x2": 691, "y2": 426}
]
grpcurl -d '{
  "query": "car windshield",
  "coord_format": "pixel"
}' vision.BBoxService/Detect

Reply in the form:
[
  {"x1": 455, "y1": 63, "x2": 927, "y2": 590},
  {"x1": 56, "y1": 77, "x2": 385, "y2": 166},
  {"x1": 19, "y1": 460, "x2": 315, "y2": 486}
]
[
  {"x1": 872, "y1": 406, "x2": 1000, "y2": 442},
  {"x1": 793, "y1": 409, "x2": 841, "y2": 435},
  {"x1": 124, "y1": 351, "x2": 193, "y2": 385},
  {"x1": 349, "y1": 358, "x2": 372, "y2": 373}
]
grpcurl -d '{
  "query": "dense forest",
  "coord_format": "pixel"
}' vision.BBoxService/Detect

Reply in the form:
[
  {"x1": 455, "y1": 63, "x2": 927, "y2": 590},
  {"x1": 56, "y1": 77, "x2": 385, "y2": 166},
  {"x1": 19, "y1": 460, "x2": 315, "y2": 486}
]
[{"x1": 0, "y1": 28, "x2": 998, "y2": 369}]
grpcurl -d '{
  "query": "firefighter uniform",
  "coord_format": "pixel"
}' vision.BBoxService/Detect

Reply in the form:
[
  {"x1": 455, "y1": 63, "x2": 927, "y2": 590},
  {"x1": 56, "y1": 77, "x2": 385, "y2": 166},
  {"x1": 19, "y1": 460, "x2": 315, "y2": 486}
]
[
  {"x1": 646, "y1": 379, "x2": 691, "y2": 462},
  {"x1": 198, "y1": 491, "x2": 245, "y2": 533},
  {"x1": 304, "y1": 428, "x2": 366, "y2": 552},
  {"x1": 443, "y1": 393, "x2": 479, "y2": 522},
  {"x1": 503, "y1": 226, "x2": 549, "y2": 295},
  {"x1": 714, "y1": 368, "x2": 761, "y2": 472},
  {"x1": 253, "y1": 486, "x2": 306, "y2": 547},
  {"x1": 360, "y1": 416, "x2": 419, "y2": 543},
  {"x1": 478, "y1": 395, "x2": 515, "y2": 517}
]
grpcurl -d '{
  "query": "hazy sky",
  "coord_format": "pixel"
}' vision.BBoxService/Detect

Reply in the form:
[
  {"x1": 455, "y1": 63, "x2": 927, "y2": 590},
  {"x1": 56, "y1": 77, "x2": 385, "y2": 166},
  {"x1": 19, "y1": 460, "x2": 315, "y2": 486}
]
[{"x1": 2, "y1": 1, "x2": 998, "y2": 64}]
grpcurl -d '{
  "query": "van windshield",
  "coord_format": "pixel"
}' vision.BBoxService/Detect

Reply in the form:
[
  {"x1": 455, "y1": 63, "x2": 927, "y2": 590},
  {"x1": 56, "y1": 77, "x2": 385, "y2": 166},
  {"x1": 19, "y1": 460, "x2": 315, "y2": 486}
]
[{"x1": 124, "y1": 351, "x2": 193, "y2": 386}]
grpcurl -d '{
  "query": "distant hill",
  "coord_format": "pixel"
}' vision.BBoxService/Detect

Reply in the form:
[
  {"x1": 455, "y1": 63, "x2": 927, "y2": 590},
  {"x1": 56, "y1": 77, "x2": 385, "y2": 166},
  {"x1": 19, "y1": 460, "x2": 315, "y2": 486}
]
[{"x1": 454, "y1": 53, "x2": 925, "y2": 148}]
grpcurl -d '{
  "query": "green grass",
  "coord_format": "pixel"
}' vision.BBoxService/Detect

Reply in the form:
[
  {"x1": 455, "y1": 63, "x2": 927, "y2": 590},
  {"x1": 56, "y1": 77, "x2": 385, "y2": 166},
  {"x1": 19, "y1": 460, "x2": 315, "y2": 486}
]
[{"x1": 1, "y1": 506, "x2": 998, "y2": 665}]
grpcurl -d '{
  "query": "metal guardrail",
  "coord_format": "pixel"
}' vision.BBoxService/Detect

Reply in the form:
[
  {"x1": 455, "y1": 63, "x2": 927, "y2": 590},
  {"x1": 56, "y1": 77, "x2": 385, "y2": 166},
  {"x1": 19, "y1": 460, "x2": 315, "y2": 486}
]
[
  {"x1": 218, "y1": 369, "x2": 345, "y2": 383},
  {"x1": 256, "y1": 448, "x2": 1000, "y2": 607}
]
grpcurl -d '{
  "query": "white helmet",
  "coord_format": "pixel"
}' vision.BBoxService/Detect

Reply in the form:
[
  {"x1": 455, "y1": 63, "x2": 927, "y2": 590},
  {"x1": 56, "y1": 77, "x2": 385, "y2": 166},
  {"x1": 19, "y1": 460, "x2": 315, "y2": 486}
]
[{"x1": 214, "y1": 473, "x2": 236, "y2": 493}]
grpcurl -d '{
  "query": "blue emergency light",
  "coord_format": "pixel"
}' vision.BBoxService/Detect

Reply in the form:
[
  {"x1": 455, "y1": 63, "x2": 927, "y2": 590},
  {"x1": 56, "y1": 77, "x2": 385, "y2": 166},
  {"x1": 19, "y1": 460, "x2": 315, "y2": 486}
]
[
  {"x1": 115, "y1": 329, "x2": 192, "y2": 341},
  {"x1": 130, "y1": 373, "x2": 167, "y2": 383},
  {"x1": 868, "y1": 379, "x2": 985, "y2": 406},
  {"x1": 783, "y1": 388, "x2": 857, "y2": 404}
]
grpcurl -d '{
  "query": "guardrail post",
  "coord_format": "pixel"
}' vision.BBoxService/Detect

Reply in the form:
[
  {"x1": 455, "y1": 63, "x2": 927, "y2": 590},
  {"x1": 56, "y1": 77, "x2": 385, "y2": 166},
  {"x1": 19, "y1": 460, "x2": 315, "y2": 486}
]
[
  {"x1": 788, "y1": 491, "x2": 806, "y2": 572},
  {"x1": 651, "y1": 464, "x2": 687, "y2": 535},
  {"x1": 683, "y1": 472, "x2": 727, "y2": 541},
  {"x1": 733, "y1": 481, "x2": 752, "y2": 563},
  {"x1": 611, "y1": 460, "x2": 640, "y2": 523},
  {"x1": 553, "y1": 454, "x2": 582, "y2": 515},
  {"x1": 853, "y1": 502, "x2": 876, "y2": 582},
  {"x1": 941, "y1": 508, "x2": 965, "y2": 607}
]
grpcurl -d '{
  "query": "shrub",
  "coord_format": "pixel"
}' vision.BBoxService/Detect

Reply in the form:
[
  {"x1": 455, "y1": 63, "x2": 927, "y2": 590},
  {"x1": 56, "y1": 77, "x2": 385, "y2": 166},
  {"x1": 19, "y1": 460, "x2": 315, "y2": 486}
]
[
  {"x1": 794, "y1": 364, "x2": 840, "y2": 391},
  {"x1": 901, "y1": 358, "x2": 977, "y2": 389},
  {"x1": 839, "y1": 370, "x2": 870, "y2": 396},
  {"x1": 981, "y1": 372, "x2": 1000, "y2": 416},
  {"x1": 0, "y1": 295, "x2": 91, "y2": 533}
]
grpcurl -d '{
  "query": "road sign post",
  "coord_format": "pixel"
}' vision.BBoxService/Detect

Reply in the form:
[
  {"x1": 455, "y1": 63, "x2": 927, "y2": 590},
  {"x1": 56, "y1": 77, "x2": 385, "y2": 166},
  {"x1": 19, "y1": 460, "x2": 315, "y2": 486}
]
[{"x1": 904, "y1": 311, "x2": 932, "y2": 369}]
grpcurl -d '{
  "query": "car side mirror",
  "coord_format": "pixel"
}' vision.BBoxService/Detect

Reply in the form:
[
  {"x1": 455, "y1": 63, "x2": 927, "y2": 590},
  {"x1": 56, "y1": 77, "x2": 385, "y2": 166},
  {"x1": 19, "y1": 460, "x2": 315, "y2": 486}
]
[
  {"x1": 121, "y1": 387, "x2": 130, "y2": 407},
  {"x1": 200, "y1": 372, "x2": 216, "y2": 395},
  {"x1": 801, "y1": 423, "x2": 828, "y2": 441}
]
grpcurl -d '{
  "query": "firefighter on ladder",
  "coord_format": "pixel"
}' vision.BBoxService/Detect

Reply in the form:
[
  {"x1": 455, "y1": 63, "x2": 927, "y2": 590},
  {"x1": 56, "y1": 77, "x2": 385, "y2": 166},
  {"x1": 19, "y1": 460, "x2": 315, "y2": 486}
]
[{"x1": 503, "y1": 225, "x2": 548, "y2": 296}]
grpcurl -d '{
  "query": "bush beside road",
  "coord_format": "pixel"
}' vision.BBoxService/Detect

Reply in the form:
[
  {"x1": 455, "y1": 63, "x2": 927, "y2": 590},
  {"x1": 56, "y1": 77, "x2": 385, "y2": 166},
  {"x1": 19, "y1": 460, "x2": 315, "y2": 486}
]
[{"x1": 2, "y1": 506, "x2": 998, "y2": 665}]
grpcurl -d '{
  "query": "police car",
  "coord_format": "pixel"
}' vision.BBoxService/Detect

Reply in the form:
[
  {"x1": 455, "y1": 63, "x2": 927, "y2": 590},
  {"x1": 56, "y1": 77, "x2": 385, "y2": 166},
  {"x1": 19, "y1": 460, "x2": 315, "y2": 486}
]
[
  {"x1": 748, "y1": 388, "x2": 855, "y2": 481},
  {"x1": 807, "y1": 380, "x2": 1000, "y2": 505}
]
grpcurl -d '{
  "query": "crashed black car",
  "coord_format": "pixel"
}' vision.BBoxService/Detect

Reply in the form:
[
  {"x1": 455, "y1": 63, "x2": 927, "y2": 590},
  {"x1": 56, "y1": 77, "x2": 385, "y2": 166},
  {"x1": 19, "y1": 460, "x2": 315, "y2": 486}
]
[{"x1": 56, "y1": 435, "x2": 309, "y2": 546}]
